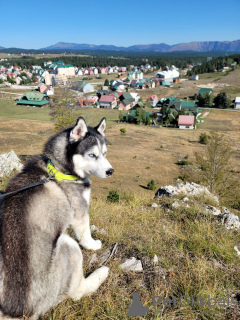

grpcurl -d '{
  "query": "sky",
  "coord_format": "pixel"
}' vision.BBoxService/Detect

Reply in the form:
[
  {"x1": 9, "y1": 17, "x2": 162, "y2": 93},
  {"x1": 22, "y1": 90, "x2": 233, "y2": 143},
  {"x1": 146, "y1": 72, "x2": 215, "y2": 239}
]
[{"x1": 1, "y1": 0, "x2": 240, "y2": 49}]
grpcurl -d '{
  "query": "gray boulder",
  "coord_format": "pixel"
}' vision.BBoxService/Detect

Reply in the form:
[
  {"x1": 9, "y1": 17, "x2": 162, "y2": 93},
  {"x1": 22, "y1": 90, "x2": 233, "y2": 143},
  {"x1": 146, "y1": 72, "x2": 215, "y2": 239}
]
[
  {"x1": 120, "y1": 257, "x2": 143, "y2": 272},
  {"x1": 222, "y1": 212, "x2": 240, "y2": 229},
  {"x1": 0, "y1": 151, "x2": 23, "y2": 177}
]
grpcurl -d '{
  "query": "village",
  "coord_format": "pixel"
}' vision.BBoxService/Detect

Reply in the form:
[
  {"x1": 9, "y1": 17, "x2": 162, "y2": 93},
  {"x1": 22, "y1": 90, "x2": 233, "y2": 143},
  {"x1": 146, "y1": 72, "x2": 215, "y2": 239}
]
[{"x1": 0, "y1": 57, "x2": 239, "y2": 130}]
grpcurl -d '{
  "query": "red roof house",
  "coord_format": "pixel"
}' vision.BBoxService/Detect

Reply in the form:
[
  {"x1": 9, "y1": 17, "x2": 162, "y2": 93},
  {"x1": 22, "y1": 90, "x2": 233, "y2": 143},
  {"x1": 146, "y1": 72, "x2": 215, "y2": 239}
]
[{"x1": 178, "y1": 115, "x2": 195, "y2": 129}]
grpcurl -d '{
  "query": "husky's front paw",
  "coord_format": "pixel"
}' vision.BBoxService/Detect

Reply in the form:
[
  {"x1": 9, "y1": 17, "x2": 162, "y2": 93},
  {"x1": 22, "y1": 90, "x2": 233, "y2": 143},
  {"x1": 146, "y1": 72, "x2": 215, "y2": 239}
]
[{"x1": 81, "y1": 238, "x2": 102, "y2": 250}]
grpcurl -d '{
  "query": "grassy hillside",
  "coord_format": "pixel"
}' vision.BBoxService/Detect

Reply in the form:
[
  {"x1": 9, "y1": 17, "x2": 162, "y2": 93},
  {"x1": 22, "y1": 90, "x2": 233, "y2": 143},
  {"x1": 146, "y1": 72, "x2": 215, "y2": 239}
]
[{"x1": 0, "y1": 100, "x2": 240, "y2": 319}]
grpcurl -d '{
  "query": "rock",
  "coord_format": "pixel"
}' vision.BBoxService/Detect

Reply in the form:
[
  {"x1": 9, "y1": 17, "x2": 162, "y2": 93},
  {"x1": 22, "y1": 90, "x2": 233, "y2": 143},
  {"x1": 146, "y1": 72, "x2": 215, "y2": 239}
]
[
  {"x1": 0, "y1": 151, "x2": 23, "y2": 177},
  {"x1": 155, "y1": 182, "x2": 219, "y2": 204},
  {"x1": 182, "y1": 197, "x2": 189, "y2": 202},
  {"x1": 234, "y1": 246, "x2": 240, "y2": 257},
  {"x1": 90, "y1": 225, "x2": 98, "y2": 232},
  {"x1": 151, "y1": 203, "x2": 159, "y2": 208},
  {"x1": 120, "y1": 257, "x2": 143, "y2": 272},
  {"x1": 171, "y1": 201, "x2": 179, "y2": 208},
  {"x1": 88, "y1": 253, "x2": 98, "y2": 266},
  {"x1": 98, "y1": 248, "x2": 111, "y2": 265},
  {"x1": 99, "y1": 228, "x2": 107, "y2": 235},
  {"x1": 222, "y1": 213, "x2": 240, "y2": 229},
  {"x1": 221, "y1": 207, "x2": 231, "y2": 215},
  {"x1": 205, "y1": 205, "x2": 221, "y2": 216},
  {"x1": 90, "y1": 225, "x2": 107, "y2": 234},
  {"x1": 153, "y1": 255, "x2": 159, "y2": 265}
]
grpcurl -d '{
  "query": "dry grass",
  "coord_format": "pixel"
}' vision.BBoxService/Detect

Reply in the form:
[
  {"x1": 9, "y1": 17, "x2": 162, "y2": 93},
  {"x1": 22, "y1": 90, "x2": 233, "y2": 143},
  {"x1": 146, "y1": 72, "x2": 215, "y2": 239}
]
[{"x1": 37, "y1": 195, "x2": 240, "y2": 320}]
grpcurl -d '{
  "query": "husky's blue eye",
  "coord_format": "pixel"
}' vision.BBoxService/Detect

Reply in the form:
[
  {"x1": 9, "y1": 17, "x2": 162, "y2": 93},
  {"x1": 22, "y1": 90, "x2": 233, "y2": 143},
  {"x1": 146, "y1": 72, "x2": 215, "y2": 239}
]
[{"x1": 89, "y1": 154, "x2": 95, "y2": 158}]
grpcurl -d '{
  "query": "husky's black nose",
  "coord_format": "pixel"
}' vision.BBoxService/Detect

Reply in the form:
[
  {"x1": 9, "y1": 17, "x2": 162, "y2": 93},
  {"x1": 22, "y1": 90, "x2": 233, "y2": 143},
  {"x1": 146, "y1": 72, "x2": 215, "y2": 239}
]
[{"x1": 106, "y1": 169, "x2": 114, "y2": 176}]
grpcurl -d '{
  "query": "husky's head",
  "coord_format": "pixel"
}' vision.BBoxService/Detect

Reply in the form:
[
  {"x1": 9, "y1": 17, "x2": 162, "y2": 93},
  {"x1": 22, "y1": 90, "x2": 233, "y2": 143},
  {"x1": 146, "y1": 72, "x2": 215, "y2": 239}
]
[
  {"x1": 44, "y1": 117, "x2": 114, "y2": 180},
  {"x1": 61, "y1": 117, "x2": 113, "y2": 180}
]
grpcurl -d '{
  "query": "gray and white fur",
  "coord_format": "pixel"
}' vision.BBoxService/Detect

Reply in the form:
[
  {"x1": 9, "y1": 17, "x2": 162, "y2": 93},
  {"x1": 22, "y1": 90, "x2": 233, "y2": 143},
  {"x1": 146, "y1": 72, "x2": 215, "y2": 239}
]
[{"x1": 0, "y1": 117, "x2": 113, "y2": 319}]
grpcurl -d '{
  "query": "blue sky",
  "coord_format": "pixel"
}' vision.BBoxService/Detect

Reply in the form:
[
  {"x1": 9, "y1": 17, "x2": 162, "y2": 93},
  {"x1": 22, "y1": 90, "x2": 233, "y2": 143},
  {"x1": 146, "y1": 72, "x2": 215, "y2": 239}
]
[{"x1": 1, "y1": 0, "x2": 240, "y2": 49}]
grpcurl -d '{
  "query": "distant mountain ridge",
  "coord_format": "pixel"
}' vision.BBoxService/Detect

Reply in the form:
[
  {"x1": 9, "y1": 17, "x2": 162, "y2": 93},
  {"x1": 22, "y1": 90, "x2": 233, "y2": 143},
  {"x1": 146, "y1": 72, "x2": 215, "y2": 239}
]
[{"x1": 40, "y1": 40, "x2": 240, "y2": 52}]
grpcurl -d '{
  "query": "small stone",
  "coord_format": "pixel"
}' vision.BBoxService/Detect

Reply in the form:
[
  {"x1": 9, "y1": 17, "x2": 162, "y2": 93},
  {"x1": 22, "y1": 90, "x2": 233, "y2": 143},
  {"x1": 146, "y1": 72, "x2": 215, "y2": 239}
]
[
  {"x1": 234, "y1": 246, "x2": 240, "y2": 257},
  {"x1": 171, "y1": 201, "x2": 179, "y2": 208},
  {"x1": 120, "y1": 257, "x2": 143, "y2": 272},
  {"x1": 205, "y1": 205, "x2": 221, "y2": 216},
  {"x1": 153, "y1": 255, "x2": 159, "y2": 265},
  {"x1": 182, "y1": 197, "x2": 189, "y2": 202},
  {"x1": 151, "y1": 203, "x2": 158, "y2": 208},
  {"x1": 90, "y1": 225, "x2": 98, "y2": 232},
  {"x1": 89, "y1": 253, "x2": 98, "y2": 266},
  {"x1": 99, "y1": 228, "x2": 107, "y2": 235}
]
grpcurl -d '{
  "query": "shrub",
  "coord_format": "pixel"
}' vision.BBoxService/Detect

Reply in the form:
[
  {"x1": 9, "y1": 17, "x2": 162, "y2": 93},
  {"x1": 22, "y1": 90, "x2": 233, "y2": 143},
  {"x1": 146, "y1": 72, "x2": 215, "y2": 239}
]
[
  {"x1": 107, "y1": 190, "x2": 120, "y2": 203},
  {"x1": 147, "y1": 180, "x2": 157, "y2": 190},
  {"x1": 199, "y1": 132, "x2": 210, "y2": 144},
  {"x1": 177, "y1": 160, "x2": 193, "y2": 165},
  {"x1": 120, "y1": 128, "x2": 126, "y2": 134}
]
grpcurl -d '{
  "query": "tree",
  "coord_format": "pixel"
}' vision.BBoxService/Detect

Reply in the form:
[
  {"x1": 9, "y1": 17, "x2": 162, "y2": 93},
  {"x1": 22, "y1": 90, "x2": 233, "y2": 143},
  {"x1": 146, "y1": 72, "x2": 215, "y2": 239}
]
[
  {"x1": 119, "y1": 111, "x2": 123, "y2": 122},
  {"x1": 195, "y1": 132, "x2": 233, "y2": 196},
  {"x1": 50, "y1": 101, "x2": 76, "y2": 132},
  {"x1": 198, "y1": 92, "x2": 214, "y2": 107},
  {"x1": 214, "y1": 93, "x2": 232, "y2": 109},
  {"x1": 146, "y1": 116, "x2": 150, "y2": 125},
  {"x1": 104, "y1": 79, "x2": 109, "y2": 86}
]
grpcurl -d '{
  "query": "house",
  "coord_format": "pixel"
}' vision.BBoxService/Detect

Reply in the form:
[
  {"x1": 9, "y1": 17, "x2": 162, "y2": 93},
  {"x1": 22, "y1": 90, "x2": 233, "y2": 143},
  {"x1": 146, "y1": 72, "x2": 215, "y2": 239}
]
[
  {"x1": 130, "y1": 80, "x2": 138, "y2": 88},
  {"x1": 234, "y1": 97, "x2": 240, "y2": 109},
  {"x1": 99, "y1": 95, "x2": 117, "y2": 109},
  {"x1": 118, "y1": 93, "x2": 135, "y2": 110},
  {"x1": 155, "y1": 66, "x2": 179, "y2": 80},
  {"x1": 191, "y1": 75, "x2": 199, "y2": 81},
  {"x1": 88, "y1": 69, "x2": 94, "y2": 75},
  {"x1": 130, "y1": 93, "x2": 140, "y2": 104},
  {"x1": 146, "y1": 95, "x2": 158, "y2": 107},
  {"x1": 17, "y1": 91, "x2": 50, "y2": 107},
  {"x1": 198, "y1": 88, "x2": 213, "y2": 95},
  {"x1": 178, "y1": 115, "x2": 195, "y2": 129},
  {"x1": 168, "y1": 100, "x2": 198, "y2": 114},
  {"x1": 136, "y1": 70, "x2": 143, "y2": 80},
  {"x1": 15, "y1": 76, "x2": 22, "y2": 85},
  {"x1": 72, "y1": 81, "x2": 94, "y2": 93},
  {"x1": 38, "y1": 84, "x2": 54, "y2": 95},
  {"x1": 77, "y1": 69, "x2": 83, "y2": 76},
  {"x1": 100, "y1": 68, "x2": 106, "y2": 74},
  {"x1": 54, "y1": 74, "x2": 68, "y2": 86},
  {"x1": 56, "y1": 64, "x2": 75, "y2": 77}
]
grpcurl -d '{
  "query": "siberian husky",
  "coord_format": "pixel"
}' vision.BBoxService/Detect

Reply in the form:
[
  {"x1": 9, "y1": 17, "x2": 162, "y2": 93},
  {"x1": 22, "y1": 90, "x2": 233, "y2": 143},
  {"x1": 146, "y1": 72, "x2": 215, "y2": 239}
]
[{"x1": 0, "y1": 117, "x2": 114, "y2": 319}]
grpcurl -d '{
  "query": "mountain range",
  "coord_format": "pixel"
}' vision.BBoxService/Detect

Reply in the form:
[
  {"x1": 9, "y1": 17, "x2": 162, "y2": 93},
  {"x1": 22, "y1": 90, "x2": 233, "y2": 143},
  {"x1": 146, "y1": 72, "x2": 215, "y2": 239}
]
[
  {"x1": 39, "y1": 40, "x2": 240, "y2": 52},
  {"x1": 1, "y1": 40, "x2": 240, "y2": 53}
]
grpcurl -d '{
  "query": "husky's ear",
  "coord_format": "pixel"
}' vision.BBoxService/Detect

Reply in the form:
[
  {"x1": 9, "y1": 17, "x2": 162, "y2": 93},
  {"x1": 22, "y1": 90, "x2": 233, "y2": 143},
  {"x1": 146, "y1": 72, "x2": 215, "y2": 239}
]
[
  {"x1": 96, "y1": 117, "x2": 106, "y2": 136},
  {"x1": 70, "y1": 117, "x2": 88, "y2": 142}
]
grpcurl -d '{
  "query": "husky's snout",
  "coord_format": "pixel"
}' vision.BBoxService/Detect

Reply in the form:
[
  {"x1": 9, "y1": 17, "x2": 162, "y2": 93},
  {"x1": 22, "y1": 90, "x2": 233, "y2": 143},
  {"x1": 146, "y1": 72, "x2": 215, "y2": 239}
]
[{"x1": 106, "y1": 168, "x2": 114, "y2": 177}]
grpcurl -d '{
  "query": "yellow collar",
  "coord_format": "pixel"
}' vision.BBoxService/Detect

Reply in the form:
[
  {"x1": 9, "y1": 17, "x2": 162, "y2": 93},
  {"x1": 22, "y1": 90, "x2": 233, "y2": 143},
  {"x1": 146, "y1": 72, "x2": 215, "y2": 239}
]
[{"x1": 46, "y1": 161, "x2": 79, "y2": 182}]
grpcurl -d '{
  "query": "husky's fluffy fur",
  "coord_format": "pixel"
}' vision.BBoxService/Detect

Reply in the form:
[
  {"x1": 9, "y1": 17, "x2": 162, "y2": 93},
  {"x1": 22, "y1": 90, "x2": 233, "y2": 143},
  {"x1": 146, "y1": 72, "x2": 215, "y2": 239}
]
[{"x1": 0, "y1": 117, "x2": 113, "y2": 319}]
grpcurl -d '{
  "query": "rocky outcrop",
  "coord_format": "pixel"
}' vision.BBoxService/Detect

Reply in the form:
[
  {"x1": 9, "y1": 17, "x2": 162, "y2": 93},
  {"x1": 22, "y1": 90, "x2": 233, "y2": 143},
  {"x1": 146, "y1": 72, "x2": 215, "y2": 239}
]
[
  {"x1": 155, "y1": 182, "x2": 218, "y2": 203},
  {"x1": 0, "y1": 151, "x2": 23, "y2": 177}
]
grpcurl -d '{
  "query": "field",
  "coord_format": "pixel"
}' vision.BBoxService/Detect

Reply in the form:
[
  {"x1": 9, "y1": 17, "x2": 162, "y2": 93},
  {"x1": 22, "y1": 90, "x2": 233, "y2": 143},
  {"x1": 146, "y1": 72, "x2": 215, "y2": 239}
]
[{"x1": 0, "y1": 72, "x2": 240, "y2": 319}]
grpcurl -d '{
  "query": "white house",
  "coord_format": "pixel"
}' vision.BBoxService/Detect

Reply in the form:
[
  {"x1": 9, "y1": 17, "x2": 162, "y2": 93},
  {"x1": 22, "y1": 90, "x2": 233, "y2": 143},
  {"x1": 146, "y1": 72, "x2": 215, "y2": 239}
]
[
  {"x1": 130, "y1": 93, "x2": 140, "y2": 103},
  {"x1": 77, "y1": 69, "x2": 83, "y2": 76},
  {"x1": 234, "y1": 97, "x2": 240, "y2": 109},
  {"x1": 191, "y1": 75, "x2": 199, "y2": 81},
  {"x1": 155, "y1": 66, "x2": 179, "y2": 79}
]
